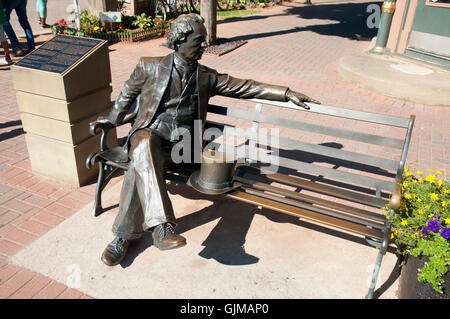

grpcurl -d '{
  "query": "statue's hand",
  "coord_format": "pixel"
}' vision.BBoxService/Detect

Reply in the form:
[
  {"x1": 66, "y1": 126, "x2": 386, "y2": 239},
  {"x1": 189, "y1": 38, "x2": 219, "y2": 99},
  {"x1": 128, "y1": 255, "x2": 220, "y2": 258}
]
[{"x1": 286, "y1": 89, "x2": 321, "y2": 110}]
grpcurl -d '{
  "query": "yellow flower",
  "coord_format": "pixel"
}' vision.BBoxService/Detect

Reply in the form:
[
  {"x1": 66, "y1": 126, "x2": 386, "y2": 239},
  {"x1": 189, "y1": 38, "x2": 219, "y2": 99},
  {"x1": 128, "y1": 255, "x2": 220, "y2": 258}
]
[
  {"x1": 394, "y1": 230, "x2": 398, "y2": 236},
  {"x1": 445, "y1": 218, "x2": 450, "y2": 225},
  {"x1": 411, "y1": 235, "x2": 416, "y2": 239},
  {"x1": 418, "y1": 178, "x2": 424, "y2": 183},
  {"x1": 429, "y1": 193, "x2": 439, "y2": 201},
  {"x1": 428, "y1": 169, "x2": 434, "y2": 173},
  {"x1": 429, "y1": 213, "x2": 434, "y2": 218},
  {"x1": 437, "y1": 170, "x2": 442, "y2": 175},
  {"x1": 436, "y1": 180, "x2": 443, "y2": 188},
  {"x1": 444, "y1": 188, "x2": 449, "y2": 194},
  {"x1": 442, "y1": 201, "x2": 447, "y2": 207},
  {"x1": 425, "y1": 205, "x2": 430, "y2": 209},
  {"x1": 412, "y1": 180, "x2": 418, "y2": 184},
  {"x1": 390, "y1": 233, "x2": 394, "y2": 240},
  {"x1": 418, "y1": 209, "x2": 424, "y2": 215},
  {"x1": 403, "y1": 182, "x2": 409, "y2": 188},
  {"x1": 407, "y1": 172, "x2": 413, "y2": 176},
  {"x1": 416, "y1": 198, "x2": 422, "y2": 203},
  {"x1": 425, "y1": 174, "x2": 436, "y2": 183},
  {"x1": 404, "y1": 193, "x2": 412, "y2": 200},
  {"x1": 93, "y1": 26, "x2": 100, "y2": 31},
  {"x1": 386, "y1": 215, "x2": 390, "y2": 220},
  {"x1": 401, "y1": 220, "x2": 408, "y2": 226},
  {"x1": 404, "y1": 167, "x2": 409, "y2": 172},
  {"x1": 417, "y1": 170, "x2": 423, "y2": 175}
]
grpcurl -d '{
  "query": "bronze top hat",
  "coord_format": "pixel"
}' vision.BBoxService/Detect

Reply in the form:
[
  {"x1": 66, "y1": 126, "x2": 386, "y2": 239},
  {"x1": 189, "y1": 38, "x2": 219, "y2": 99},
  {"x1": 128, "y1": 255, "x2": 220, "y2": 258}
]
[{"x1": 188, "y1": 150, "x2": 239, "y2": 195}]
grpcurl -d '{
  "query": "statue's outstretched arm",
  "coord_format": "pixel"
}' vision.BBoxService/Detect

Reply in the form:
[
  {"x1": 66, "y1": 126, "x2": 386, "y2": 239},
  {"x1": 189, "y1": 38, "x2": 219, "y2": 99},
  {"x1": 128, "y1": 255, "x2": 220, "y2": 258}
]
[{"x1": 214, "y1": 73, "x2": 320, "y2": 110}]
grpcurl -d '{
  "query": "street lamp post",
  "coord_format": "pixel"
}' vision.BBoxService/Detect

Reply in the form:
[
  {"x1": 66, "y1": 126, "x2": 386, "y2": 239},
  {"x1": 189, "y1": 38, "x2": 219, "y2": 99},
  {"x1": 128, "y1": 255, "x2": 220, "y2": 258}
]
[
  {"x1": 74, "y1": 0, "x2": 81, "y2": 29},
  {"x1": 372, "y1": 0, "x2": 396, "y2": 54}
]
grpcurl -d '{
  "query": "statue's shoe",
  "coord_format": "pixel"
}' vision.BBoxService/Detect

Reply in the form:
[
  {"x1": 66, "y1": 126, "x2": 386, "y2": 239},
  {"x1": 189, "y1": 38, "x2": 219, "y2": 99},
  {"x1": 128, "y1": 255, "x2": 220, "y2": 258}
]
[
  {"x1": 101, "y1": 237, "x2": 130, "y2": 266},
  {"x1": 152, "y1": 222, "x2": 186, "y2": 251}
]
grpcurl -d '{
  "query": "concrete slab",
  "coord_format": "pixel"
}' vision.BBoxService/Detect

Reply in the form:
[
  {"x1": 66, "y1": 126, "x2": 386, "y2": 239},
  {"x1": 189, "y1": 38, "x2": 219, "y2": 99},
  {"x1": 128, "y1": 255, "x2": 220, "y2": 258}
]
[
  {"x1": 12, "y1": 177, "x2": 399, "y2": 299},
  {"x1": 338, "y1": 52, "x2": 450, "y2": 106}
]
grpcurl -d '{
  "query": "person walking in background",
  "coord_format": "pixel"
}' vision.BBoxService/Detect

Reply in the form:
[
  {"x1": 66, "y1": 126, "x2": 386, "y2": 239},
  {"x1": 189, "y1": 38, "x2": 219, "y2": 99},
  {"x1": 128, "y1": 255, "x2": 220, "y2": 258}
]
[
  {"x1": 36, "y1": 0, "x2": 49, "y2": 28},
  {"x1": 3, "y1": 0, "x2": 35, "y2": 57},
  {"x1": 0, "y1": 0, "x2": 13, "y2": 65}
]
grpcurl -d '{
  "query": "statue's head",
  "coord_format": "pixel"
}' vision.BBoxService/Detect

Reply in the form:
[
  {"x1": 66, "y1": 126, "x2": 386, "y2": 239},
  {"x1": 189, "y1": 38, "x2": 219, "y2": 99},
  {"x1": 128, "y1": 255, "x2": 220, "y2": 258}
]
[{"x1": 167, "y1": 14, "x2": 207, "y2": 62}]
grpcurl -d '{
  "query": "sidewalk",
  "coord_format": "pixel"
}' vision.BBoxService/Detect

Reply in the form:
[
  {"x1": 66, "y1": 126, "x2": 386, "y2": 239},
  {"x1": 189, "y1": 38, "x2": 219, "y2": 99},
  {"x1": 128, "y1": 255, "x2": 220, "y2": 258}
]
[{"x1": 0, "y1": 0, "x2": 449, "y2": 299}]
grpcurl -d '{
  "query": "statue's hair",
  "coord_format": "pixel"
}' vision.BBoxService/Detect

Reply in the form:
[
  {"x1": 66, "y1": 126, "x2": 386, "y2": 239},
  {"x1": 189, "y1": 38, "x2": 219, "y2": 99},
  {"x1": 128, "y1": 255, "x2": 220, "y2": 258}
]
[{"x1": 166, "y1": 14, "x2": 205, "y2": 50}]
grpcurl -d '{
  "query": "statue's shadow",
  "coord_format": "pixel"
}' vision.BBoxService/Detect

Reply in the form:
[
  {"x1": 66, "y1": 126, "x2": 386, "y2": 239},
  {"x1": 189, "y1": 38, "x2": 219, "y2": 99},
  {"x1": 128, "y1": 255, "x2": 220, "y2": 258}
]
[
  {"x1": 121, "y1": 179, "x2": 343, "y2": 269},
  {"x1": 121, "y1": 181, "x2": 267, "y2": 267}
]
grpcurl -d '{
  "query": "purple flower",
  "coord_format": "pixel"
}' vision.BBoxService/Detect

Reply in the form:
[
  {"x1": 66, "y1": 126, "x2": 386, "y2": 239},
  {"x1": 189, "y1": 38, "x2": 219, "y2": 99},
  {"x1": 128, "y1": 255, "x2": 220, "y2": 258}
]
[
  {"x1": 428, "y1": 220, "x2": 441, "y2": 232},
  {"x1": 422, "y1": 227, "x2": 429, "y2": 236},
  {"x1": 441, "y1": 228, "x2": 450, "y2": 239},
  {"x1": 431, "y1": 215, "x2": 442, "y2": 220}
]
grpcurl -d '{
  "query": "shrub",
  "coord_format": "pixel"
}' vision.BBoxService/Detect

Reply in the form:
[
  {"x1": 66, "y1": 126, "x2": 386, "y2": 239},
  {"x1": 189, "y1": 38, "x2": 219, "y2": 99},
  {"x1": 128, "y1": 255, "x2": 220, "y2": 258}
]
[{"x1": 388, "y1": 167, "x2": 450, "y2": 293}]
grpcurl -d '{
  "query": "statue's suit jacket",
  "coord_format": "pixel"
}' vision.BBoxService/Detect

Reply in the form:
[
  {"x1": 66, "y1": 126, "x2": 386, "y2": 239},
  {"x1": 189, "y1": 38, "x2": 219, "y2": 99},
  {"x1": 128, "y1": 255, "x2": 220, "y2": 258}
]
[
  {"x1": 106, "y1": 52, "x2": 290, "y2": 154},
  {"x1": 107, "y1": 52, "x2": 293, "y2": 235}
]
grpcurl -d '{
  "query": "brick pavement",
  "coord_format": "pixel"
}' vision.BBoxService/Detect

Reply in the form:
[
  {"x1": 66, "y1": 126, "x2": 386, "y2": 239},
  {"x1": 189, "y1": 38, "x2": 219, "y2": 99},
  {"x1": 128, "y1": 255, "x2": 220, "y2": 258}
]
[{"x1": 0, "y1": 0, "x2": 449, "y2": 299}]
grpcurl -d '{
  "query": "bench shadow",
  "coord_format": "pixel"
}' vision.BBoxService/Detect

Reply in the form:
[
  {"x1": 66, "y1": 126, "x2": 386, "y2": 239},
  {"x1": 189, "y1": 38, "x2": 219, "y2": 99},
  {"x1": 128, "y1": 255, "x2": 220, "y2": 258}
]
[
  {"x1": 122, "y1": 179, "x2": 381, "y2": 268},
  {"x1": 113, "y1": 140, "x2": 397, "y2": 296}
]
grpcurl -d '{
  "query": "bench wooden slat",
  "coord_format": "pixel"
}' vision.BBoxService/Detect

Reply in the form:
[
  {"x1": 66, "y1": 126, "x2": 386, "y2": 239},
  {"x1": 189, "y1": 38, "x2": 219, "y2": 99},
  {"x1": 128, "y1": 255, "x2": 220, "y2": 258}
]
[
  {"x1": 227, "y1": 190, "x2": 384, "y2": 240},
  {"x1": 217, "y1": 143, "x2": 395, "y2": 192},
  {"x1": 241, "y1": 187, "x2": 385, "y2": 230},
  {"x1": 208, "y1": 105, "x2": 405, "y2": 149},
  {"x1": 214, "y1": 125, "x2": 400, "y2": 172},
  {"x1": 248, "y1": 99, "x2": 412, "y2": 128},
  {"x1": 234, "y1": 175, "x2": 387, "y2": 223},
  {"x1": 236, "y1": 166, "x2": 389, "y2": 208},
  {"x1": 275, "y1": 135, "x2": 399, "y2": 171},
  {"x1": 275, "y1": 155, "x2": 395, "y2": 192}
]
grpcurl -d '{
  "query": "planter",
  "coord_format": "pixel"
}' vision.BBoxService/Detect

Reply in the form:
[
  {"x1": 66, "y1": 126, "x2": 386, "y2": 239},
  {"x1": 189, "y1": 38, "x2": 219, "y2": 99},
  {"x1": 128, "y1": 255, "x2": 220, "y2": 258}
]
[
  {"x1": 52, "y1": 23, "x2": 171, "y2": 44},
  {"x1": 398, "y1": 255, "x2": 449, "y2": 299}
]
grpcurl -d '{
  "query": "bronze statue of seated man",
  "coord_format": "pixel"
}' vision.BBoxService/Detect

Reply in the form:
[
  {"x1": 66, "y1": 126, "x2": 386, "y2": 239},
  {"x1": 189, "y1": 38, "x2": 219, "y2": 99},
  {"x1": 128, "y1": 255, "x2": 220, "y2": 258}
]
[{"x1": 97, "y1": 13, "x2": 320, "y2": 266}]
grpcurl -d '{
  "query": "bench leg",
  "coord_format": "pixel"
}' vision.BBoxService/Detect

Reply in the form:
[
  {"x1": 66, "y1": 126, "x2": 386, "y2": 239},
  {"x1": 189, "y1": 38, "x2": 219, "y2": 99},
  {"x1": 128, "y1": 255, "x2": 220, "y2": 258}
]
[
  {"x1": 91, "y1": 161, "x2": 106, "y2": 217},
  {"x1": 366, "y1": 250, "x2": 384, "y2": 299}
]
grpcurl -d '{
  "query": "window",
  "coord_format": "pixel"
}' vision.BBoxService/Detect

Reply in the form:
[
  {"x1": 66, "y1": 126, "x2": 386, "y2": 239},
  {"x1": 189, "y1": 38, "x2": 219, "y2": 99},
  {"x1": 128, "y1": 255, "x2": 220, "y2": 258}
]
[{"x1": 426, "y1": 0, "x2": 450, "y2": 8}]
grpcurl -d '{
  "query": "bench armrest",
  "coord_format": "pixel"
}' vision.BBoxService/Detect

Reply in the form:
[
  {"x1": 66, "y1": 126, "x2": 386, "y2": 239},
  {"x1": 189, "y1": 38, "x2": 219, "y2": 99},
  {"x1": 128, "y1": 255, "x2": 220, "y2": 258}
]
[
  {"x1": 388, "y1": 182, "x2": 402, "y2": 211},
  {"x1": 89, "y1": 120, "x2": 115, "y2": 151},
  {"x1": 89, "y1": 104, "x2": 139, "y2": 151}
]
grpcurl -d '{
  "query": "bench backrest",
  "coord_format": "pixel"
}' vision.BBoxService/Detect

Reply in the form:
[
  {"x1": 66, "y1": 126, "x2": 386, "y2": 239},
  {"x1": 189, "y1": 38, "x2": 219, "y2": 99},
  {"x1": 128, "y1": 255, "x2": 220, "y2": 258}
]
[{"x1": 205, "y1": 97, "x2": 415, "y2": 206}]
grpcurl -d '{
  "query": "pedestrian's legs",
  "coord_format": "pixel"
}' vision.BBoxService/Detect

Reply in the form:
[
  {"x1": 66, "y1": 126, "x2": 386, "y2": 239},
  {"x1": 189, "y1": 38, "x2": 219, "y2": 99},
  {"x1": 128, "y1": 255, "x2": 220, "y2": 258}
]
[
  {"x1": 3, "y1": 3, "x2": 20, "y2": 51},
  {"x1": 36, "y1": 0, "x2": 47, "y2": 18},
  {"x1": 16, "y1": 0, "x2": 35, "y2": 51},
  {"x1": 36, "y1": 0, "x2": 49, "y2": 27},
  {"x1": 0, "y1": 25, "x2": 13, "y2": 65}
]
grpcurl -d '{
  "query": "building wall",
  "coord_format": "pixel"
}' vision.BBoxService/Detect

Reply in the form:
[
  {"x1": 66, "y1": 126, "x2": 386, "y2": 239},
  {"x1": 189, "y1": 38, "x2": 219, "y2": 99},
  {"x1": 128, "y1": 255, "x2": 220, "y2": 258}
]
[
  {"x1": 385, "y1": 0, "x2": 450, "y2": 67},
  {"x1": 412, "y1": 0, "x2": 450, "y2": 37}
]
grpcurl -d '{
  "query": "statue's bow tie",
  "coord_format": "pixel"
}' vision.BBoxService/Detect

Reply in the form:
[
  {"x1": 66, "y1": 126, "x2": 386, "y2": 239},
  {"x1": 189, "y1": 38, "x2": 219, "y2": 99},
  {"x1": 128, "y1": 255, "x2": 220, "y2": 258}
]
[
  {"x1": 175, "y1": 62, "x2": 197, "y2": 75},
  {"x1": 174, "y1": 56, "x2": 197, "y2": 75}
]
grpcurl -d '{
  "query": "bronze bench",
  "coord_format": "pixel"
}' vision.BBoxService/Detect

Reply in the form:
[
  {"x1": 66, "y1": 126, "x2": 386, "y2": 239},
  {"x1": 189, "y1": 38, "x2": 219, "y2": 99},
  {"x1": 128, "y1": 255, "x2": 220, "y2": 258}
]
[{"x1": 86, "y1": 97, "x2": 415, "y2": 299}]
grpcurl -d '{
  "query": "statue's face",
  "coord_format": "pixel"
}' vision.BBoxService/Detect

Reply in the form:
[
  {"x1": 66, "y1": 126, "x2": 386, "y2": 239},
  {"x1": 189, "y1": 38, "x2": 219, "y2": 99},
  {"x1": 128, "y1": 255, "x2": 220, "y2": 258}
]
[{"x1": 177, "y1": 22, "x2": 207, "y2": 62}]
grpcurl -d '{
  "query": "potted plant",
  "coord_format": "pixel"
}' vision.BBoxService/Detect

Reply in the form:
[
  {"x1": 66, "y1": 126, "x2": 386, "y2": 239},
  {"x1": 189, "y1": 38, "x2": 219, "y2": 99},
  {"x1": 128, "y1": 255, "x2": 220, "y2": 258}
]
[
  {"x1": 131, "y1": 13, "x2": 154, "y2": 31},
  {"x1": 388, "y1": 167, "x2": 450, "y2": 298}
]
